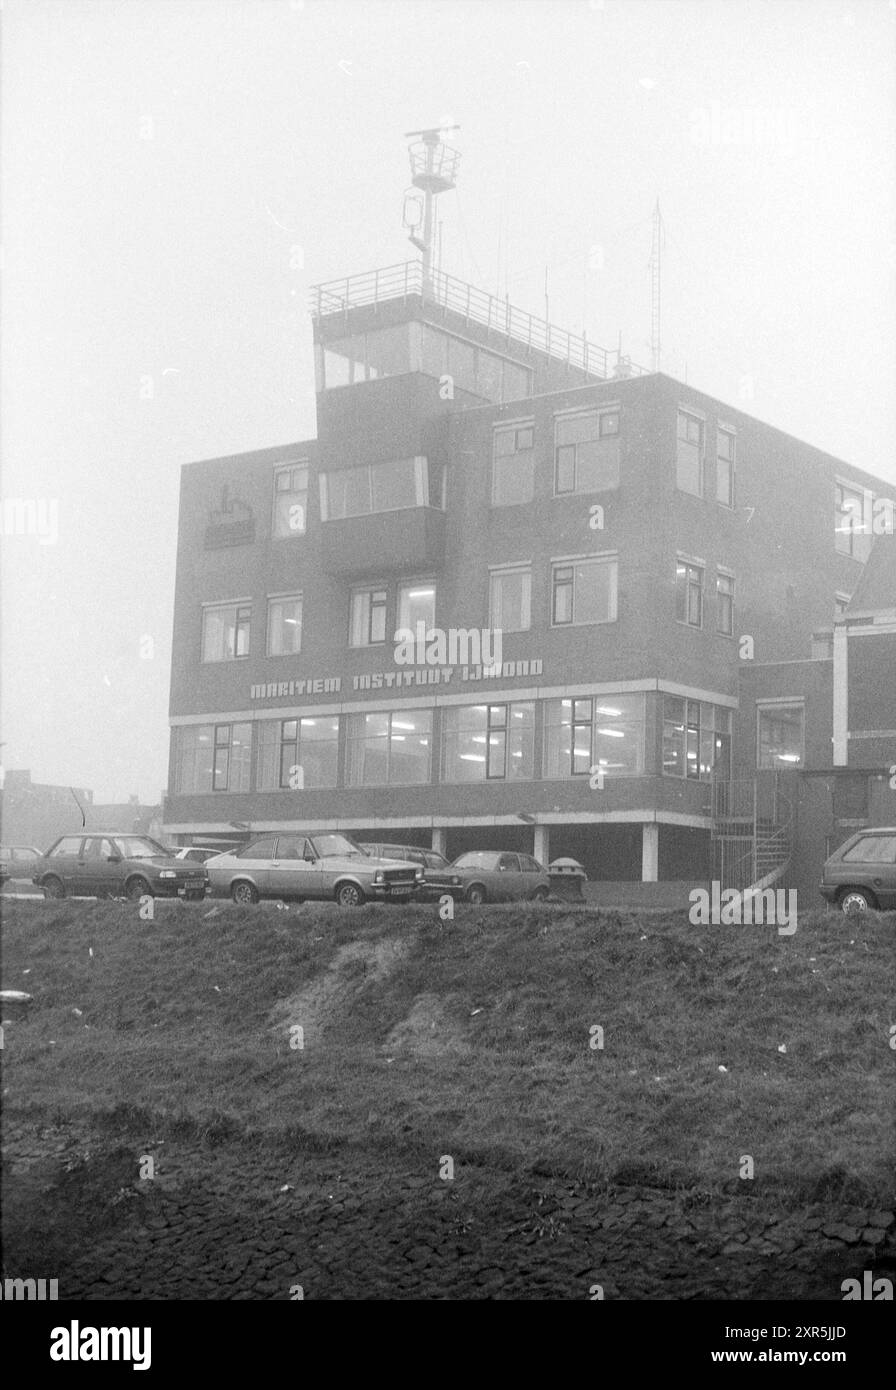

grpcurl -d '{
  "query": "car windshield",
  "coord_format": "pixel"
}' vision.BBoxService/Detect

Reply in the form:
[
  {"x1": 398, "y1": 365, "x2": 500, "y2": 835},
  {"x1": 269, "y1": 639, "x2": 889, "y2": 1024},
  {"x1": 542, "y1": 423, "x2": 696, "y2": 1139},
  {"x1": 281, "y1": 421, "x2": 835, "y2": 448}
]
[
  {"x1": 453, "y1": 851, "x2": 500, "y2": 870},
  {"x1": 310, "y1": 834, "x2": 363, "y2": 858},
  {"x1": 114, "y1": 837, "x2": 170, "y2": 859}
]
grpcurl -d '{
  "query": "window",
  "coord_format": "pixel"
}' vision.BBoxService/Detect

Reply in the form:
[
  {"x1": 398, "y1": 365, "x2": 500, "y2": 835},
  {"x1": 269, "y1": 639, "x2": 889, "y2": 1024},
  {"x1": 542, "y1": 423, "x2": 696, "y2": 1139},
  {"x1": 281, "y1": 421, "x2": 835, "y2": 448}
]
[
  {"x1": 201, "y1": 602, "x2": 250, "y2": 662},
  {"x1": 551, "y1": 556, "x2": 618, "y2": 625},
  {"x1": 842, "y1": 834, "x2": 896, "y2": 863},
  {"x1": 442, "y1": 702, "x2": 535, "y2": 782},
  {"x1": 350, "y1": 588, "x2": 387, "y2": 646},
  {"x1": 757, "y1": 702, "x2": 804, "y2": 769},
  {"x1": 544, "y1": 695, "x2": 645, "y2": 778},
  {"x1": 257, "y1": 717, "x2": 339, "y2": 789},
  {"x1": 272, "y1": 463, "x2": 309, "y2": 537},
  {"x1": 50, "y1": 836, "x2": 84, "y2": 858},
  {"x1": 237, "y1": 837, "x2": 277, "y2": 859},
  {"x1": 346, "y1": 709, "x2": 432, "y2": 786},
  {"x1": 211, "y1": 723, "x2": 252, "y2": 792},
  {"x1": 267, "y1": 595, "x2": 303, "y2": 656},
  {"x1": 492, "y1": 425, "x2": 535, "y2": 506},
  {"x1": 716, "y1": 572, "x2": 734, "y2": 636},
  {"x1": 675, "y1": 561, "x2": 704, "y2": 627},
  {"x1": 421, "y1": 327, "x2": 533, "y2": 402},
  {"x1": 320, "y1": 325, "x2": 412, "y2": 388},
  {"x1": 662, "y1": 698, "x2": 731, "y2": 780},
  {"x1": 834, "y1": 481, "x2": 872, "y2": 561},
  {"x1": 397, "y1": 583, "x2": 436, "y2": 636},
  {"x1": 174, "y1": 723, "x2": 250, "y2": 793},
  {"x1": 716, "y1": 429, "x2": 735, "y2": 507},
  {"x1": 554, "y1": 411, "x2": 620, "y2": 495},
  {"x1": 320, "y1": 457, "x2": 442, "y2": 519},
  {"x1": 676, "y1": 411, "x2": 704, "y2": 496},
  {"x1": 489, "y1": 565, "x2": 532, "y2": 633}
]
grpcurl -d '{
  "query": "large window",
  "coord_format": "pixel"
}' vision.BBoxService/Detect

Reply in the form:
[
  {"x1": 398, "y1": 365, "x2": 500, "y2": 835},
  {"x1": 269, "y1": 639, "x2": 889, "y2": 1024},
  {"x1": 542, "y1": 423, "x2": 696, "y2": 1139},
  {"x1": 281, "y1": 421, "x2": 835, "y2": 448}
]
[
  {"x1": 320, "y1": 457, "x2": 443, "y2": 520},
  {"x1": 834, "y1": 481, "x2": 873, "y2": 562},
  {"x1": 350, "y1": 588, "x2": 387, "y2": 646},
  {"x1": 662, "y1": 698, "x2": 731, "y2": 781},
  {"x1": 716, "y1": 571, "x2": 734, "y2": 636},
  {"x1": 320, "y1": 324, "x2": 413, "y2": 388},
  {"x1": 492, "y1": 425, "x2": 535, "y2": 506},
  {"x1": 676, "y1": 411, "x2": 704, "y2": 497},
  {"x1": 757, "y1": 702, "x2": 804, "y2": 769},
  {"x1": 716, "y1": 429, "x2": 735, "y2": 507},
  {"x1": 346, "y1": 709, "x2": 432, "y2": 786},
  {"x1": 421, "y1": 326, "x2": 532, "y2": 403},
  {"x1": 201, "y1": 602, "x2": 250, "y2": 662},
  {"x1": 267, "y1": 594, "x2": 303, "y2": 656},
  {"x1": 551, "y1": 556, "x2": 618, "y2": 625},
  {"x1": 175, "y1": 723, "x2": 251, "y2": 793},
  {"x1": 543, "y1": 695, "x2": 645, "y2": 779},
  {"x1": 554, "y1": 411, "x2": 620, "y2": 495},
  {"x1": 257, "y1": 717, "x2": 339, "y2": 789},
  {"x1": 272, "y1": 463, "x2": 309, "y2": 537},
  {"x1": 675, "y1": 561, "x2": 704, "y2": 627},
  {"x1": 442, "y1": 702, "x2": 535, "y2": 782},
  {"x1": 397, "y1": 582, "x2": 436, "y2": 635},
  {"x1": 489, "y1": 564, "x2": 531, "y2": 633}
]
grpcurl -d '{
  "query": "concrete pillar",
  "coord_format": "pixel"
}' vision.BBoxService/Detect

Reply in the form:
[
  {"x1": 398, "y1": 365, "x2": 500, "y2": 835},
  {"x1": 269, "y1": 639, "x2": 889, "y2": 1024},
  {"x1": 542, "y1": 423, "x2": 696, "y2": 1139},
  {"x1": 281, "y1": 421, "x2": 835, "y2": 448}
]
[
  {"x1": 431, "y1": 827, "x2": 448, "y2": 856},
  {"x1": 534, "y1": 824, "x2": 550, "y2": 867},
  {"x1": 641, "y1": 822, "x2": 659, "y2": 882}
]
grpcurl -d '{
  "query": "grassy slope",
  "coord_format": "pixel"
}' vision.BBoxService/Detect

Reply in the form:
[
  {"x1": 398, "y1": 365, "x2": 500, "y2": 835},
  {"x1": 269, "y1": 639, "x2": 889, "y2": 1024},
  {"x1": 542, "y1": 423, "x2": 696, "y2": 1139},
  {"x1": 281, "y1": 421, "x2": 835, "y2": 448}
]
[{"x1": 1, "y1": 900, "x2": 893, "y2": 1202}]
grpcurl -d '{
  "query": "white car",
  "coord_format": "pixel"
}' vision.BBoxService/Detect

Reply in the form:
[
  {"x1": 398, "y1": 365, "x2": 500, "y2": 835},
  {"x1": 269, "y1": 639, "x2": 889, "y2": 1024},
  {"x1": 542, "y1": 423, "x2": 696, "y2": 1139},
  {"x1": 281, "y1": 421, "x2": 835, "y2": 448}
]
[{"x1": 206, "y1": 832, "x2": 423, "y2": 907}]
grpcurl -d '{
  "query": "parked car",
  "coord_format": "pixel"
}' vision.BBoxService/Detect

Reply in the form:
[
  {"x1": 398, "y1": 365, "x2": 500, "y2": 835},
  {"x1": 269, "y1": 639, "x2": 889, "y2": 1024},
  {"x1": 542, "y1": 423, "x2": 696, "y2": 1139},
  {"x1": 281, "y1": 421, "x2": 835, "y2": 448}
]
[
  {"x1": 820, "y1": 828, "x2": 896, "y2": 913},
  {"x1": 206, "y1": 832, "x2": 423, "y2": 906},
  {"x1": 450, "y1": 850, "x2": 551, "y2": 904},
  {"x1": 171, "y1": 846, "x2": 224, "y2": 864},
  {"x1": 0, "y1": 845, "x2": 44, "y2": 884},
  {"x1": 359, "y1": 842, "x2": 462, "y2": 901},
  {"x1": 32, "y1": 833, "x2": 209, "y2": 901}
]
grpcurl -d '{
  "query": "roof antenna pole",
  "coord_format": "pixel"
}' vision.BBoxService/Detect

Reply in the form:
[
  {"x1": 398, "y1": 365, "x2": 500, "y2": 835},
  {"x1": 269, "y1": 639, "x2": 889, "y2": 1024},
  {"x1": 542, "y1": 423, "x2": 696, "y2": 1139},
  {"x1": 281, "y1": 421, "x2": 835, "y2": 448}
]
[
  {"x1": 403, "y1": 125, "x2": 460, "y2": 298},
  {"x1": 650, "y1": 197, "x2": 663, "y2": 373}
]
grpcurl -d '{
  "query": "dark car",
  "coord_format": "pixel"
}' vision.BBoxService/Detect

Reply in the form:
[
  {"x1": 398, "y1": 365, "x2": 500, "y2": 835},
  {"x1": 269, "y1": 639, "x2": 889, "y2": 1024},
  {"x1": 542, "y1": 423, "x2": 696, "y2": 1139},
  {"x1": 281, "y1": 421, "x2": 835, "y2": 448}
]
[
  {"x1": 451, "y1": 850, "x2": 551, "y2": 904},
  {"x1": 32, "y1": 833, "x2": 209, "y2": 901},
  {"x1": 359, "y1": 843, "x2": 462, "y2": 901},
  {"x1": 0, "y1": 845, "x2": 44, "y2": 884},
  {"x1": 820, "y1": 828, "x2": 896, "y2": 913},
  {"x1": 206, "y1": 832, "x2": 423, "y2": 906}
]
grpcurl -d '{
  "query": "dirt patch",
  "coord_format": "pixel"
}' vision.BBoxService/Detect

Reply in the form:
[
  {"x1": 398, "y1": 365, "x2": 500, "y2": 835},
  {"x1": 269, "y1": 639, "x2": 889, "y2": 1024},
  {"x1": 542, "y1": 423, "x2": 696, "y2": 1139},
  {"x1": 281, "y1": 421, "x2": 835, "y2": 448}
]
[
  {"x1": 384, "y1": 993, "x2": 470, "y2": 1059},
  {"x1": 268, "y1": 936, "x2": 409, "y2": 1045}
]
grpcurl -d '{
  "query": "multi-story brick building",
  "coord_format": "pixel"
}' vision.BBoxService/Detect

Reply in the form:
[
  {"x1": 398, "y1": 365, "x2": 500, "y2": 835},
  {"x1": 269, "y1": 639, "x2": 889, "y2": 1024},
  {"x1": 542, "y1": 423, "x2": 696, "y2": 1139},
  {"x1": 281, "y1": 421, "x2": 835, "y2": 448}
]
[{"x1": 163, "y1": 258, "x2": 894, "y2": 897}]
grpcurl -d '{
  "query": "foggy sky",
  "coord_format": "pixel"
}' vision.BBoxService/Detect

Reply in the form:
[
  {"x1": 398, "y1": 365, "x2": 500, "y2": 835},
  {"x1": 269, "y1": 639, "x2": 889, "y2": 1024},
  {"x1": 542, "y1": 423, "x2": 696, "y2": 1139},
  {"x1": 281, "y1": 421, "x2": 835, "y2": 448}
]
[{"x1": 2, "y1": 0, "x2": 895, "y2": 802}]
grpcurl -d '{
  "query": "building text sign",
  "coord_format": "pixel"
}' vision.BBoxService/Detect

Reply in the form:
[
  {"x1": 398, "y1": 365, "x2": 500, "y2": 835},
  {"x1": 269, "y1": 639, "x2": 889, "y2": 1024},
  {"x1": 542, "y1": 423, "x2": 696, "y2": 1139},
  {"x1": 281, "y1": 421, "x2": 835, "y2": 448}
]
[{"x1": 250, "y1": 659, "x2": 544, "y2": 702}]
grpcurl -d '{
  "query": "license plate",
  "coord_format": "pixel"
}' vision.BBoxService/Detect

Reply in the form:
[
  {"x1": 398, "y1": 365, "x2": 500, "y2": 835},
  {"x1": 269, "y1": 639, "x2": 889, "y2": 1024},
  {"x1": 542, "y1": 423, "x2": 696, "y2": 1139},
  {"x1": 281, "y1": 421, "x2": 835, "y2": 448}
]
[
  {"x1": 185, "y1": 878, "x2": 205, "y2": 889},
  {"x1": 389, "y1": 885, "x2": 413, "y2": 895}
]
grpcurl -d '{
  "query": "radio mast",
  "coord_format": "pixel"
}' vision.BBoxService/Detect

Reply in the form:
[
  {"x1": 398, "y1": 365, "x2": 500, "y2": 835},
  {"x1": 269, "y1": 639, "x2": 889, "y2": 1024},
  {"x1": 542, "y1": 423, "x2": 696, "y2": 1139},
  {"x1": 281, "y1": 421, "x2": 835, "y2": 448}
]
[{"x1": 403, "y1": 126, "x2": 461, "y2": 293}]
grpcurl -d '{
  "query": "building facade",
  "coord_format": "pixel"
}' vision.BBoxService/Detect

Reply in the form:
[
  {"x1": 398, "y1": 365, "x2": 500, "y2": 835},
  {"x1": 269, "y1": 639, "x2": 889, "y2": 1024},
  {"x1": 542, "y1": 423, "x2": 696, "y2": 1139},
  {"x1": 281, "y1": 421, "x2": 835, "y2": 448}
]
[{"x1": 163, "y1": 262, "x2": 895, "y2": 893}]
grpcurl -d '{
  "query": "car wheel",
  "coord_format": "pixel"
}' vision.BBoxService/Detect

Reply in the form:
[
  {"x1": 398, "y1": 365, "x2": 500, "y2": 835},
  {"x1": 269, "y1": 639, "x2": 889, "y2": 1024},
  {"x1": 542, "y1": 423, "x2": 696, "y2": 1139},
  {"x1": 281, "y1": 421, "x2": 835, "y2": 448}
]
[
  {"x1": 838, "y1": 887, "x2": 878, "y2": 914},
  {"x1": 231, "y1": 880, "x2": 259, "y2": 905},
  {"x1": 531, "y1": 886, "x2": 549, "y2": 902},
  {"x1": 42, "y1": 875, "x2": 66, "y2": 900},
  {"x1": 335, "y1": 881, "x2": 364, "y2": 908},
  {"x1": 466, "y1": 883, "x2": 486, "y2": 905},
  {"x1": 126, "y1": 876, "x2": 152, "y2": 903}
]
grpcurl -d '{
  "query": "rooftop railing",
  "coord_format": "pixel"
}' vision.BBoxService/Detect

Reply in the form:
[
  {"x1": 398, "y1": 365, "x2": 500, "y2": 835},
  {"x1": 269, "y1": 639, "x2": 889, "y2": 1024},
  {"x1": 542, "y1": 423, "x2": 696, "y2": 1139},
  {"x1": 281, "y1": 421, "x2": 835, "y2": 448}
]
[{"x1": 309, "y1": 261, "x2": 650, "y2": 380}]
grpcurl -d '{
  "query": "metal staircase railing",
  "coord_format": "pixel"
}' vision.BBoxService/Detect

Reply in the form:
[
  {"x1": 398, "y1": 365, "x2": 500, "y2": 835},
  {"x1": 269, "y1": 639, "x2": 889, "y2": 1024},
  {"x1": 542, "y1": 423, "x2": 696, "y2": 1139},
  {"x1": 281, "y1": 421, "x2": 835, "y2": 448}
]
[{"x1": 711, "y1": 775, "x2": 793, "y2": 896}]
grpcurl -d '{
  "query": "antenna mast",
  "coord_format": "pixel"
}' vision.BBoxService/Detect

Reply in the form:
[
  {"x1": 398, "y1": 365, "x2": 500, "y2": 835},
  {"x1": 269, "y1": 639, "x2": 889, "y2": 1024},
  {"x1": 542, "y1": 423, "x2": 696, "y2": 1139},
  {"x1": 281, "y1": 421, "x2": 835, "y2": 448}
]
[
  {"x1": 403, "y1": 126, "x2": 460, "y2": 293},
  {"x1": 650, "y1": 198, "x2": 663, "y2": 373}
]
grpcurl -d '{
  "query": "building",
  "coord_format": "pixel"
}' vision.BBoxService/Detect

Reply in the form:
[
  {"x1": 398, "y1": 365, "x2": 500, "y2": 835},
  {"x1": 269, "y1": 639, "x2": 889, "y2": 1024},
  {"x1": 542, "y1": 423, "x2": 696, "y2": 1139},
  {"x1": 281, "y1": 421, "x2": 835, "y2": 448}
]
[
  {"x1": 163, "y1": 138, "x2": 895, "y2": 899},
  {"x1": 0, "y1": 770, "x2": 161, "y2": 850}
]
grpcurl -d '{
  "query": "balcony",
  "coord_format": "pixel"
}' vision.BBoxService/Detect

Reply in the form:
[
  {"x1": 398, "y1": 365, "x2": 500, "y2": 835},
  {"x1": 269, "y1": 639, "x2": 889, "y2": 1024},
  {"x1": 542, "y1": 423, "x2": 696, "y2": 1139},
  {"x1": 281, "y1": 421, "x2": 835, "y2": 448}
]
[
  {"x1": 321, "y1": 506, "x2": 446, "y2": 577},
  {"x1": 309, "y1": 261, "x2": 649, "y2": 381}
]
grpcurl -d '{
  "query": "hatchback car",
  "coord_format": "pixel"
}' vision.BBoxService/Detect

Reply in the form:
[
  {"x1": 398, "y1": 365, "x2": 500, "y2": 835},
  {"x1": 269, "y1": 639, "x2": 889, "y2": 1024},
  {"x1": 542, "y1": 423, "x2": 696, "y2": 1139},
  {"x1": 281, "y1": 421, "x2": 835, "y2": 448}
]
[
  {"x1": 0, "y1": 845, "x2": 44, "y2": 884},
  {"x1": 206, "y1": 832, "x2": 423, "y2": 906},
  {"x1": 451, "y1": 850, "x2": 551, "y2": 904},
  {"x1": 32, "y1": 833, "x2": 209, "y2": 901},
  {"x1": 820, "y1": 828, "x2": 896, "y2": 913},
  {"x1": 359, "y1": 843, "x2": 462, "y2": 901}
]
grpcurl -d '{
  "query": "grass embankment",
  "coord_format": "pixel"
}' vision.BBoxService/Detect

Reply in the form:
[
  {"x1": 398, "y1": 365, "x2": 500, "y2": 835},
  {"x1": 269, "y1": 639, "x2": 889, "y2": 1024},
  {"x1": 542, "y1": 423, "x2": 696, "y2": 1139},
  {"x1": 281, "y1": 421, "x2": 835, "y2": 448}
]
[{"x1": 1, "y1": 899, "x2": 893, "y2": 1202}]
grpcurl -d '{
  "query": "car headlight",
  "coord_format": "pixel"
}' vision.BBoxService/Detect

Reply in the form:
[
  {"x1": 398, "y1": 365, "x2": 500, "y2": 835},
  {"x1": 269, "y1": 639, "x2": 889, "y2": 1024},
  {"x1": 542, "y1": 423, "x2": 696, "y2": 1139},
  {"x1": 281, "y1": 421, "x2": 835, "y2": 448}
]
[
  {"x1": 451, "y1": 876, "x2": 461, "y2": 885},
  {"x1": 415, "y1": 868, "x2": 424, "y2": 881},
  {"x1": 374, "y1": 870, "x2": 384, "y2": 883},
  {"x1": 159, "y1": 870, "x2": 177, "y2": 879}
]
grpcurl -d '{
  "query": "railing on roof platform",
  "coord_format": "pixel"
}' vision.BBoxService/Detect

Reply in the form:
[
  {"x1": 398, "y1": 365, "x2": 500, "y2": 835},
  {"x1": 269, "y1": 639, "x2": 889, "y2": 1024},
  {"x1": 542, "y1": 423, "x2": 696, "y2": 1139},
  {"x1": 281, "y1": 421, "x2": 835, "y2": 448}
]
[{"x1": 309, "y1": 260, "x2": 650, "y2": 381}]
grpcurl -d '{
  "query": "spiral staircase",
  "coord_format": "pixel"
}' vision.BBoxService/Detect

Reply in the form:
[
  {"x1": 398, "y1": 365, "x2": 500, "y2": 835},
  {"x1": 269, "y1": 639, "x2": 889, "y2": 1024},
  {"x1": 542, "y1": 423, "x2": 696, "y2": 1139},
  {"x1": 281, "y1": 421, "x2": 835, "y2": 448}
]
[{"x1": 711, "y1": 772, "x2": 794, "y2": 898}]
